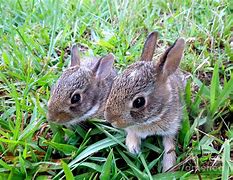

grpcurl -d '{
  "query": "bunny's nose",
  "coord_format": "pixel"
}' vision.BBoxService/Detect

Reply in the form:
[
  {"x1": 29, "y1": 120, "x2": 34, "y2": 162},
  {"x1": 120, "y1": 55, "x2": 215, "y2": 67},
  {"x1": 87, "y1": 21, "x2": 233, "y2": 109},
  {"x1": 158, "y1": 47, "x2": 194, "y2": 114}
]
[{"x1": 47, "y1": 110, "x2": 57, "y2": 122}]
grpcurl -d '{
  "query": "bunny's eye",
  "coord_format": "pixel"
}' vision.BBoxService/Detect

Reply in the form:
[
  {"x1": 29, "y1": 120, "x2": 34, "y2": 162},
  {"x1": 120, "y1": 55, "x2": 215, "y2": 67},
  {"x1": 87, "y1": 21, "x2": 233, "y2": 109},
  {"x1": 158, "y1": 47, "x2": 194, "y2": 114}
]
[
  {"x1": 133, "y1": 97, "x2": 145, "y2": 109},
  {"x1": 71, "y1": 93, "x2": 81, "y2": 104}
]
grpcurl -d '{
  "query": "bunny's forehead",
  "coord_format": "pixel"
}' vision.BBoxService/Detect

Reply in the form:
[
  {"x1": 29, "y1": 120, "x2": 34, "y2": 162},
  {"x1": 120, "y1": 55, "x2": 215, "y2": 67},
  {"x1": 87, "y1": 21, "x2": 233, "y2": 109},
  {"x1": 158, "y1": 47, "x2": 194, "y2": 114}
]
[
  {"x1": 110, "y1": 61, "x2": 156, "y2": 100},
  {"x1": 53, "y1": 66, "x2": 93, "y2": 96}
]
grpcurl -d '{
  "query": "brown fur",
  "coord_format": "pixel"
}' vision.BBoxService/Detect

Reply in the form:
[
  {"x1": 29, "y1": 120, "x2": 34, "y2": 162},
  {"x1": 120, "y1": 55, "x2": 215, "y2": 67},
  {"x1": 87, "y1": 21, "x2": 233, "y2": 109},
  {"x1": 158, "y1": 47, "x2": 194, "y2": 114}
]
[
  {"x1": 104, "y1": 32, "x2": 186, "y2": 172},
  {"x1": 47, "y1": 45, "x2": 116, "y2": 124}
]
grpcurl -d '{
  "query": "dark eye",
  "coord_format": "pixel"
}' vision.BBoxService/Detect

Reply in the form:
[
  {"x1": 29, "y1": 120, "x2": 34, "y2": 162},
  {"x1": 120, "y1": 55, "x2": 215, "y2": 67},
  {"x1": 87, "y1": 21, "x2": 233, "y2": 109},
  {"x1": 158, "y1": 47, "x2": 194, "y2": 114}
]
[
  {"x1": 71, "y1": 94, "x2": 81, "y2": 104},
  {"x1": 133, "y1": 97, "x2": 145, "y2": 109}
]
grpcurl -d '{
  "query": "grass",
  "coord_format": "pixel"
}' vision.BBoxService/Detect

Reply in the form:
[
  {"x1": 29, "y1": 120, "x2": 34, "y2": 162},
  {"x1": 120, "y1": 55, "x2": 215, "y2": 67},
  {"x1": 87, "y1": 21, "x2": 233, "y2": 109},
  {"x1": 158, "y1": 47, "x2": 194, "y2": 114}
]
[{"x1": 0, "y1": 0, "x2": 232, "y2": 179}]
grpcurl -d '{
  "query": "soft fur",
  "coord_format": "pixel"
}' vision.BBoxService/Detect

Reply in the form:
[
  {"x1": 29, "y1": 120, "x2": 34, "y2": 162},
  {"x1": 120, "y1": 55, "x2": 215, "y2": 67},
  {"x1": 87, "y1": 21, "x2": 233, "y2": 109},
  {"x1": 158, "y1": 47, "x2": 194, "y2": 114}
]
[
  {"x1": 104, "y1": 31, "x2": 186, "y2": 172},
  {"x1": 47, "y1": 45, "x2": 116, "y2": 124}
]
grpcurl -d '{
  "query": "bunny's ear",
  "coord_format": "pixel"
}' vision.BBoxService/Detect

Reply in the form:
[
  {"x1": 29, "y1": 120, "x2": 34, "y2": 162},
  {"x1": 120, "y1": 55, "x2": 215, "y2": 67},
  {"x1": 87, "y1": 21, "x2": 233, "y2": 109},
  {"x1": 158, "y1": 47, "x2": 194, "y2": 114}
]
[
  {"x1": 92, "y1": 53, "x2": 115, "y2": 79},
  {"x1": 140, "y1": 31, "x2": 158, "y2": 61},
  {"x1": 156, "y1": 38, "x2": 185, "y2": 79},
  {"x1": 70, "y1": 44, "x2": 80, "y2": 67}
]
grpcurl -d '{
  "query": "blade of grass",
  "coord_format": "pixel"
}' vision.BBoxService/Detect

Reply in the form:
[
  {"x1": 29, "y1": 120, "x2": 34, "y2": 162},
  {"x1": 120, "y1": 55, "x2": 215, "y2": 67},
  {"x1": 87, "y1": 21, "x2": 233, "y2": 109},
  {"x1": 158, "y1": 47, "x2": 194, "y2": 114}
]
[
  {"x1": 100, "y1": 149, "x2": 113, "y2": 180},
  {"x1": 139, "y1": 154, "x2": 153, "y2": 180},
  {"x1": 221, "y1": 139, "x2": 230, "y2": 180},
  {"x1": 210, "y1": 62, "x2": 220, "y2": 114},
  {"x1": 61, "y1": 160, "x2": 74, "y2": 180},
  {"x1": 79, "y1": 162, "x2": 102, "y2": 173}
]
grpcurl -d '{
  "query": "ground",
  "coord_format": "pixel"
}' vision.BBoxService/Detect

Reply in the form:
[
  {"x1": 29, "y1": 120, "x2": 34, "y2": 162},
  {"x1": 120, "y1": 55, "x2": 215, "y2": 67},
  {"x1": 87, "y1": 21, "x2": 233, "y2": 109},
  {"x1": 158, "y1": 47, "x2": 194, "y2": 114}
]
[{"x1": 0, "y1": 0, "x2": 232, "y2": 179}]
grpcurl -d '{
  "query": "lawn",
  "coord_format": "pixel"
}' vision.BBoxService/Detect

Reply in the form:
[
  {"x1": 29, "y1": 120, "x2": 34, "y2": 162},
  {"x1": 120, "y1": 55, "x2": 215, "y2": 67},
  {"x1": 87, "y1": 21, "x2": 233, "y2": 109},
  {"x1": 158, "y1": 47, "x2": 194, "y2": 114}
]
[{"x1": 0, "y1": 0, "x2": 232, "y2": 179}]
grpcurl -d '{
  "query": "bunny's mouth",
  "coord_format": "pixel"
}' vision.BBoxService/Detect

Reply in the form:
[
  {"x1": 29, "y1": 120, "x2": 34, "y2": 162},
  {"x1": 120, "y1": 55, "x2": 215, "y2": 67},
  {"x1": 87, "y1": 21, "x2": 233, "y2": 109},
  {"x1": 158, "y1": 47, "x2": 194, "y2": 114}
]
[
  {"x1": 112, "y1": 122, "x2": 126, "y2": 128},
  {"x1": 111, "y1": 121, "x2": 134, "y2": 129},
  {"x1": 47, "y1": 110, "x2": 72, "y2": 123}
]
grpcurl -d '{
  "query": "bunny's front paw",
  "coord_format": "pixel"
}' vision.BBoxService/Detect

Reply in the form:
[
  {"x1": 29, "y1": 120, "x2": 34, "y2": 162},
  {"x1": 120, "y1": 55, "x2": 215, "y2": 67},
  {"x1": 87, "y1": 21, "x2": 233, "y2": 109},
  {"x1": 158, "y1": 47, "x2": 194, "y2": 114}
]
[{"x1": 126, "y1": 132, "x2": 141, "y2": 154}]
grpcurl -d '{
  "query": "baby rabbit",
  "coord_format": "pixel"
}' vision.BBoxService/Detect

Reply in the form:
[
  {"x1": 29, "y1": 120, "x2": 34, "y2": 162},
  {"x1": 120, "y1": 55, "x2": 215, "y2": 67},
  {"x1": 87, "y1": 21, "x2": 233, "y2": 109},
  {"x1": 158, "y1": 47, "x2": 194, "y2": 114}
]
[
  {"x1": 104, "y1": 31, "x2": 185, "y2": 172},
  {"x1": 47, "y1": 45, "x2": 116, "y2": 125}
]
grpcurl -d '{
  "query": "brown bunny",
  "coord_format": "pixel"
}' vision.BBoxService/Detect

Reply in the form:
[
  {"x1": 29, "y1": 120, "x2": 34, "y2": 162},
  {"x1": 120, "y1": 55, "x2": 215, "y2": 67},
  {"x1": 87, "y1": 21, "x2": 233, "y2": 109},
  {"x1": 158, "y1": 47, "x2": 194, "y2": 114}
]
[
  {"x1": 47, "y1": 45, "x2": 117, "y2": 125},
  {"x1": 104, "y1": 32, "x2": 186, "y2": 172}
]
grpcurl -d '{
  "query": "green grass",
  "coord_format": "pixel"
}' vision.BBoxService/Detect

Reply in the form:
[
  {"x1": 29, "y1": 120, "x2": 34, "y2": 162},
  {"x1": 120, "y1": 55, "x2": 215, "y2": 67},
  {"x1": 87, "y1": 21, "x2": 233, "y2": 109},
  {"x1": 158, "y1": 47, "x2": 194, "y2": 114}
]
[{"x1": 0, "y1": 0, "x2": 233, "y2": 179}]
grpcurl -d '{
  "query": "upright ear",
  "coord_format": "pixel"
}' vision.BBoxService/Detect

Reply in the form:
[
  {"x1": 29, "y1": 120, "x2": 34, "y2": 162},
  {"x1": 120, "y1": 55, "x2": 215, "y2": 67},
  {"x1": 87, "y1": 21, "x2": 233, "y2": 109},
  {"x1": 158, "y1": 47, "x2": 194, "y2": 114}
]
[
  {"x1": 140, "y1": 31, "x2": 159, "y2": 61},
  {"x1": 156, "y1": 38, "x2": 185, "y2": 79},
  {"x1": 70, "y1": 44, "x2": 80, "y2": 67},
  {"x1": 92, "y1": 53, "x2": 115, "y2": 79}
]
